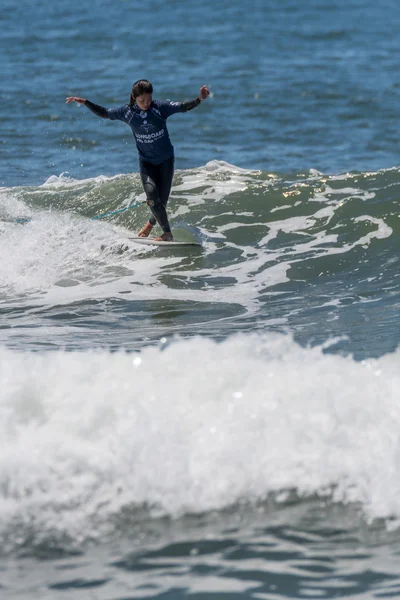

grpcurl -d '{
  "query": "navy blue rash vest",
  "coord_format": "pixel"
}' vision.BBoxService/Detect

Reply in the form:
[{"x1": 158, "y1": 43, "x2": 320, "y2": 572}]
[{"x1": 106, "y1": 100, "x2": 184, "y2": 165}]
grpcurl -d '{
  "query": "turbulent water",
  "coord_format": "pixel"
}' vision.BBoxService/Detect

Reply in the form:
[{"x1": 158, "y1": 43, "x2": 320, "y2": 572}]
[
  {"x1": 1, "y1": 164, "x2": 398, "y2": 356},
  {"x1": 1, "y1": 0, "x2": 400, "y2": 598}
]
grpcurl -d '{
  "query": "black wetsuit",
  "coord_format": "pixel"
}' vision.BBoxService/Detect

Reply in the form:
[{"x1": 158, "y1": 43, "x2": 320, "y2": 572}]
[{"x1": 84, "y1": 97, "x2": 202, "y2": 233}]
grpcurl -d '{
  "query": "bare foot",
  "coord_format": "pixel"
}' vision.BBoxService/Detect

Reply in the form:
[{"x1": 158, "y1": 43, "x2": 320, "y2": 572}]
[
  {"x1": 138, "y1": 222, "x2": 153, "y2": 237},
  {"x1": 153, "y1": 232, "x2": 173, "y2": 242}
]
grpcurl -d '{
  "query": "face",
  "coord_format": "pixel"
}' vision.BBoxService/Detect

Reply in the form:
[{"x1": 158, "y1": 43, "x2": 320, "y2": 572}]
[{"x1": 135, "y1": 93, "x2": 152, "y2": 110}]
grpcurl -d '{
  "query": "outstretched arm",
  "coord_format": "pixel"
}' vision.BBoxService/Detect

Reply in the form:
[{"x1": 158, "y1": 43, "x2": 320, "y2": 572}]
[
  {"x1": 181, "y1": 85, "x2": 210, "y2": 112},
  {"x1": 66, "y1": 96, "x2": 108, "y2": 119}
]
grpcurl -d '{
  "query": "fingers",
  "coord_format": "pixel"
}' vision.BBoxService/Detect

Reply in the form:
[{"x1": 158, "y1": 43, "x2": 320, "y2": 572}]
[
  {"x1": 65, "y1": 97, "x2": 85, "y2": 104},
  {"x1": 199, "y1": 85, "x2": 210, "y2": 100}
]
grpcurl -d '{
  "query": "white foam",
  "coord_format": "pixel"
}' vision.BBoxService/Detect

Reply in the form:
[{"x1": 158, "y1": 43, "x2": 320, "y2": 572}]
[
  {"x1": 0, "y1": 333, "x2": 399, "y2": 545},
  {"x1": 42, "y1": 172, "x2": 112, "y2": 187},
  {"x1": 0, "y1": 203, "x2": 287, "y2": 316},
  {"x1": 0, "y1": 189, "x2": 31, "y2": 220}
]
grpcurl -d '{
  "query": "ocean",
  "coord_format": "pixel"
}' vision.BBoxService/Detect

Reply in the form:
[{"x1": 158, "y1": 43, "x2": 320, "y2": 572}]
[{"x1": 1, "y1": 0, "x2": 400, "y2": 598}]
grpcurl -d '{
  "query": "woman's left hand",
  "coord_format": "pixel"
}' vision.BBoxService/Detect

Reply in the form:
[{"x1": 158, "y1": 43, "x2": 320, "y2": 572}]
[{"x1": 199, "y1": 85, "x2": 210, "y2": 101}]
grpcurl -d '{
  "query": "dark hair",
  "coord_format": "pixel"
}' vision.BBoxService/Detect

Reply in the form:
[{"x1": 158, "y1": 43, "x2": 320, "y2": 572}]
[{"x1": 130, "y1": 79, "x2": 153, "y2": 105}]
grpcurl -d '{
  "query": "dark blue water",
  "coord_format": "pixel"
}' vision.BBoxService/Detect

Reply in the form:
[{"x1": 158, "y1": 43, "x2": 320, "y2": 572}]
[{"x1": 2, "y1": 0, "x2": 400, "y2": 187}]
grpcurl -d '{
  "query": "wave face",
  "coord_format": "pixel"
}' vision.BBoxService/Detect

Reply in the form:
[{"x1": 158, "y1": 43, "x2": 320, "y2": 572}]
[
  {"x1": 0, "y1": 162, "x2": 398, "y2": 357},
  {"x1": 0, "y1": 334, "x2": 399, "y2": 555},
  {"x1": 1, "y1": 162, "x2": 399, "y2": 556}
]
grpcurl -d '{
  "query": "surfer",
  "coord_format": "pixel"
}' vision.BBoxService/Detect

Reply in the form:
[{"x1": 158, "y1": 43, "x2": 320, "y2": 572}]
[{"x1": 66, "y1": 80, "x2": 210, "y2": 241}]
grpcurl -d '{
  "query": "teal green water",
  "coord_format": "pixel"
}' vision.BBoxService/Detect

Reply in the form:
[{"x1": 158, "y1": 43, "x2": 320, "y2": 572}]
[{"x1": 1, "y1": 166, "x2": 398, "y2": 358}]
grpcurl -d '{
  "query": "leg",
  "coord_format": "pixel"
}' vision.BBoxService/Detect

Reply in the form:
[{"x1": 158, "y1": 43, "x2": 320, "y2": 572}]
[
  {"x1": 158, "y1": 156, "x2": 175, "y2": 213},
  {"x1": 138, "y1": 162, "x2": 156, "y2": 236},
  {"x1": 139, "y1": 159, "x2": 172, "y2": 235},
  {"x1": 152, "y1": 157, "x2": 175, "y2": 241}
]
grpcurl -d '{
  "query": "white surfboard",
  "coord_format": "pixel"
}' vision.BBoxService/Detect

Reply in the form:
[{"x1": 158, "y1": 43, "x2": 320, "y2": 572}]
[{"x1": 129, "y1": 237, "x2": 202, "y2": 248}]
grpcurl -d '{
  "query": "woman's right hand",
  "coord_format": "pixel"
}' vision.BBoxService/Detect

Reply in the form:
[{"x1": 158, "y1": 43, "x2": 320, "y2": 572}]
[{"x1": 66, "y1": 97, "x2": 86, "y2": 104}]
